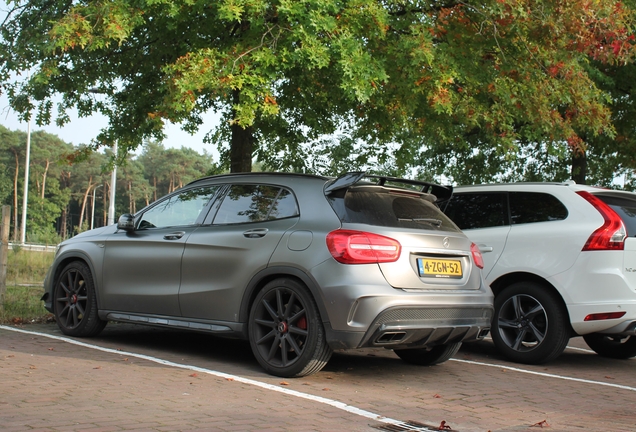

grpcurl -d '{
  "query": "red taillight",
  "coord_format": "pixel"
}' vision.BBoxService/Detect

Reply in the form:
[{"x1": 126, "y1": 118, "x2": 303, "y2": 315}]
[
  {"x1": 326, "y1": 230, "x2": 401, "y2": 264},
  {"x1": 577, "y1": 191, "x2": 627, "y2": 251},
  {"x1": 471, "y1": 243, "x2": 484, "y2": 269},
  {"x1": 584, "y1": 312, "x2": 626, "y2": 321}
]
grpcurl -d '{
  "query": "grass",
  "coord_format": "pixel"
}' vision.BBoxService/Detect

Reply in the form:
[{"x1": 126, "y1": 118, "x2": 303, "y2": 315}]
[{"x1": 1, "y1": 248, "x2": 55, "y2": 324}]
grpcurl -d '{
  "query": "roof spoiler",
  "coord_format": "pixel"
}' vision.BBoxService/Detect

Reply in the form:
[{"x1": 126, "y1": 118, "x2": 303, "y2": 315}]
[{"x1": 324, "y1": 171, "x2": 453, "y2": 204}]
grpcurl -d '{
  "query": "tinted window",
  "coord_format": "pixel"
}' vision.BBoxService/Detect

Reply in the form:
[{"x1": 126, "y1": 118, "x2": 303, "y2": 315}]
[
  {"x1": 596, "y1": 195, "x2": 636, "y2": 237},
  {"x1": 213, "y1": 184, "x2": 299, "y2": 224},
  {"x1": 444, "y1": 192, "x2": 507, "y2": 230},
  {"x1": 509, "y1": 192, "x2": 568, "y2": 224},
  {"x1": 138, "y1": 186, "x2": 217, "y2": 229},
  {"x1": 330, "y1": 187, "x2": 459, "y2": 232}
]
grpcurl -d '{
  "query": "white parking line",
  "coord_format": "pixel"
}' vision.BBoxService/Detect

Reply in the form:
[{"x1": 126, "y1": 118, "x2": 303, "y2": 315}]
[
  {"x1": 450, "y1": 358, "x2": 635, "y2": 392},
  {"x1": 0, "y1": 325, "x2": 404, "y2": 427},
  {"x1": 2, "y1": 323, "x2": 635, "y2": 432}
]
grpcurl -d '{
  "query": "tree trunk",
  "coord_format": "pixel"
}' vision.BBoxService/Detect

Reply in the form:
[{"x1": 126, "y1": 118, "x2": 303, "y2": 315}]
[
  {"x1": 78, "y1": 179, "x2": 93, "y2": 231},
  {"x1": 60, "y1": 206, "x2": 68, "y2": 240},
  {"x1": 230, "y1": 89, "x2": 254, "y2": 173},
  {"x1": 571, "y1": 150, "x2": 587, "y2": 185}
]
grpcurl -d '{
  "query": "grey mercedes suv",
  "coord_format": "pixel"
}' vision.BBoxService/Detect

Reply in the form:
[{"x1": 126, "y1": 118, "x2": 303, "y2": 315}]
[{"x1": 42, "y1": 172, "x2": 493, "y2": 377}]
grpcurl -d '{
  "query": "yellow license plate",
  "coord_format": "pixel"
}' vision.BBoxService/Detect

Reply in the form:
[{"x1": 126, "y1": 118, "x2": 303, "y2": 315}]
[{"x1": 418, "y1": 258, "x2": 463, "y2": 278}]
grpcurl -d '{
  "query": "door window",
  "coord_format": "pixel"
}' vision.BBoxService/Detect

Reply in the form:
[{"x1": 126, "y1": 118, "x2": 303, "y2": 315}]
[
  {"x1": 138, "y1": 186, "x2": 218, "y2": 229},
  {"x1": 212, "y1": 184, "x2": 299, "y2": 225}
]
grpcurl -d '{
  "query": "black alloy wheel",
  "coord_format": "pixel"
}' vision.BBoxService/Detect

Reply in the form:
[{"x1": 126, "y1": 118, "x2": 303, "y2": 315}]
[
  {"x1": 248, "y1": 278, "x2": 332, "y2": 377},
  {"x1": 492, "y1": 281, "x2": 570, "y2": 364},
  {"x1": 53, "y1": 261, "x2": 106, "y2": 337}
]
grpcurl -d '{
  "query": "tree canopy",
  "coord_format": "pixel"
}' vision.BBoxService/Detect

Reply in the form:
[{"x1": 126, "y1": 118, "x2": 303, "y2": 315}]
[{"x1": 1, "y1": 0, "x2": 635, "y2": 178}]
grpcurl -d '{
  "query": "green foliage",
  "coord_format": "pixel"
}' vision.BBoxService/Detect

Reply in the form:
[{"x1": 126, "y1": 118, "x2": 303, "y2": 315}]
[
  {"x1": 0, "y1": 285, "x2": 52, "y2": 324},
  {"x1": 2, "y1": 0, "x2": 635, "y2": 178},
  {"x1": 1, "y1": 248, "x2": 53, "y2": 322}
]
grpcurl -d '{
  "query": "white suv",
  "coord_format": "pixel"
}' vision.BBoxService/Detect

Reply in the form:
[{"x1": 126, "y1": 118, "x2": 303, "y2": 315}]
[{"x1": 443, "y1": 182, "x2": 636, "y2": 364}]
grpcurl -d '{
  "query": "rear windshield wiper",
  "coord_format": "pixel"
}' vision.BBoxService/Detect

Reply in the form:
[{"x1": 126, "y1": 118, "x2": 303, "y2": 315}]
[{"x1": 398, "y1": 218, "x2": 443, "y2": 227}]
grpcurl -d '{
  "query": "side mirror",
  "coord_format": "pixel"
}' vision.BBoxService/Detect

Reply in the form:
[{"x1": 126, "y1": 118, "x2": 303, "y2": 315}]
[{"x1": 117, "y1": 214, "x2": 135, "y2": 231}]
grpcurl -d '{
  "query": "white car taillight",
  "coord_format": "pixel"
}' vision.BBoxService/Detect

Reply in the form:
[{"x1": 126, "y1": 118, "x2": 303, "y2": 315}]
[{"x1": 577, "y1": 191, "x2": 627, "y2": 251}]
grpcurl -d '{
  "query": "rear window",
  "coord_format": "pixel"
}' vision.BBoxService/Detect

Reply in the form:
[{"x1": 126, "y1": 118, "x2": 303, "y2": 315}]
[
  {"x1": 595, "y1": 194, "x2": 636, "y2": 237},
  {"x1": 328, "y1": 187, "x2": 460, "y2": 232}
]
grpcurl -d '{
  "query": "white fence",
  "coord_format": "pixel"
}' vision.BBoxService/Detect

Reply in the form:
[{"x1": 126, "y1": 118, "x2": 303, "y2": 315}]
[{"x1": 8, "y1": 243, "x2": 57, "y2": 253}]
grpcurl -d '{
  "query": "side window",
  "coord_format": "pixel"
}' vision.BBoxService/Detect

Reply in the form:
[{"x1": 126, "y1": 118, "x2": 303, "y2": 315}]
[
  {"x1": 509, "y1": 192, "x2": 568, "y2": 224},
  {"x1": 213, "y1": 184, "x2": 299, "y2": 225},
  {"x1": 138, "y1": 186, "x2": 218, "y2": 229},
  {"x1": 444, "y1": 193, "x2": 507, "y2": 230}
]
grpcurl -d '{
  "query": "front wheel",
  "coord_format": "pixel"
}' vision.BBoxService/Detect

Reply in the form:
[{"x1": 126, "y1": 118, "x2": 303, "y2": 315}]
[
  {"x1": 248, "y1": 278, "x2": 332, "y2": 377},
  {"x1": 53, "y1": 261, "x2": 106, "y2": 337},
  {"x1": 492, "y1": 282, "x2": 570, "y2": 364},
  {"x1": 583, "y1": 334, "x2": 636, "y2": 359},
  {"x1": 394, "y1": 342, "x2": 462, "y2": 366}
]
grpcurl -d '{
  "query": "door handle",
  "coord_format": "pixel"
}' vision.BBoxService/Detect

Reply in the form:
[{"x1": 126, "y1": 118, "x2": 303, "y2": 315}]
[
  {"x1": 243, "y1": 228, "x2": 268, "y2": 238},
  {"x1": 164, "y1": 231, "x2": 186, "y2": 240},
  {"x1": 478, "y1": 244, "x2": 494, "y2": 253}
]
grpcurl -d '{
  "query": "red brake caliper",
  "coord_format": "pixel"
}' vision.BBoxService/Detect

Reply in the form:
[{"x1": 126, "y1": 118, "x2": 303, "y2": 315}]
[{"x1": 297, "y1": 316, "x2": 307, "y2": 330}]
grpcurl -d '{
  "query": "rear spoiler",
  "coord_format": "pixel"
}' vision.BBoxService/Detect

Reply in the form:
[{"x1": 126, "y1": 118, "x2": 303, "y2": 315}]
[{"x1": 324, "y1": 172, "x2": 453, "y2": 205}]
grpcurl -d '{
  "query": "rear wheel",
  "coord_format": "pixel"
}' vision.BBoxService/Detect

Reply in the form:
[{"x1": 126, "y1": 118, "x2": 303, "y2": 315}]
[
  {"x1": 583, "y1": 334, "x2": 636, "y2": 359},
  {"x1": 53, "y1": 261, "x2": 106, "y2": 337},
  {"x1": 394, "y1": 342, "x2": 462, "y2": 366},
  {"x1": 248, "y1": 278, "x2": 332, "y2": 377},
  {"x1": 492, "y1": 282, "x2": 570, "y2": 364}
]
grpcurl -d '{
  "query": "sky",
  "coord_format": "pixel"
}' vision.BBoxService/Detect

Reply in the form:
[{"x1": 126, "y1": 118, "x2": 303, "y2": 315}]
[{"x1": 0, "y1": 92, "x2": 222, "y2": 158}]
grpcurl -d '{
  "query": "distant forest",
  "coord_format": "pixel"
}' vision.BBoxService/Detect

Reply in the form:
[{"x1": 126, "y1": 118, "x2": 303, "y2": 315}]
[{"x1": 1, "y1": 124, "x2": 219, "y2": 244}]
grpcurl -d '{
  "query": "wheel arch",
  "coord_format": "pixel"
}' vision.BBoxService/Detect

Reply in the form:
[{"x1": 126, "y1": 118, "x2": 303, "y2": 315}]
[
  {"x1": 239, "y1": 266, "x2": 330, "y2": 329},
  {"x1": 490, "y1": 271, "x2": 574, "y2": 335},
  {"x1": 48, "y1": 252, "x2": 102, "y2": 308}
]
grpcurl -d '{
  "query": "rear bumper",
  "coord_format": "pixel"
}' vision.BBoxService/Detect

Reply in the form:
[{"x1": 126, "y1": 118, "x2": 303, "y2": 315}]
[
  {"x1": 311, "y1": 260, "x2": 494, "y2": 350},
  {"x1": 549, "y1": 250, "x2": 636, "y2": 335},
  {"x1": 325, "y1": 305, "x2": 493, "y2": 350}
]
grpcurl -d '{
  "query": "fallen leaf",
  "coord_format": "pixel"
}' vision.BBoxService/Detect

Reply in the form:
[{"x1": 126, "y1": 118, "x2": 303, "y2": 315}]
[
  {"x1": 438, "y1": 420, "x2": 452, "y2": 430},
  {"x1": 189, "y1": 373, "x2": 198, "y2": 378},
  {"x1": 322, "y1": 388, "x2": 330, "y2": 391},
  {"x1": 47, "y1": 348, "x2": 54, "y2": 351},
  {"x1": 530, "y1": 419, "x2": 550, "y2": 428},
  {"x1": 280, "y1": 381, "x2": 289, "y2": 386},
  {"x1": 605, "y1": 375, "x2": 615, "y2": 379},
  {"x1": 433, "y1": 394, "x2": 442, "y2": 398},
  {"x1": 93, "y1": 366, "x2": 102, "y2": 370},
  {"x1": 29, "y1": 365, "x2": 36, "y2": 370},
  {"x1": 226, "y1": 378, "x2": 234, "y2": 381}
]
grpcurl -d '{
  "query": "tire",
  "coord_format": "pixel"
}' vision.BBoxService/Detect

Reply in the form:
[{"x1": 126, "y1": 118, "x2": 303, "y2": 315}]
[
  {"x1": 492, "y1": 282, "x2": 570, "y2": 364},
  {"x1": 583, "y1": 334, "x2": 636, "y2": 359},
  {"x1": 248, "y1": 278, "x2": 332, "y2": 377},
  {"x1": 53, "y1": 261, "x2": 106, "y2": 337},
  {"x1": 394, "y1": 342, "x2": 462, "y2": 366}
]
